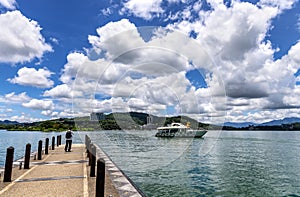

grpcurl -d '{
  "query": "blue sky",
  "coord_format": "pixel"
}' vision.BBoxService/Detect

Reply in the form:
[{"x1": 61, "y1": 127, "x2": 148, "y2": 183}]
[{"x1": 0, "y1": 0, "x2": 299, "y2": 124}]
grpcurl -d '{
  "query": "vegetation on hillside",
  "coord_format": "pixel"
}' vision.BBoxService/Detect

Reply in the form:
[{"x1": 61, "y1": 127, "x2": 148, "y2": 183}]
[{"x1": 0, "y1": 112, "x2": 299, "y2": 131}]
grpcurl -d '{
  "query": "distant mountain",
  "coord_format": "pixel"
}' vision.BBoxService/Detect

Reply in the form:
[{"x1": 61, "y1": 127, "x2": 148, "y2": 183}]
[
  {"x1": 224, "y1": 117, "x2": 300, "y2": 128},
  {"x1": 0, "y1": 120, "x2": 19, "y2": 125},
  {"x1": 260, "y1": 117, "x2": 300, "y2": 126},
  {"x1": 223, "y1": 122, "x2": 258, "y2": 128}
]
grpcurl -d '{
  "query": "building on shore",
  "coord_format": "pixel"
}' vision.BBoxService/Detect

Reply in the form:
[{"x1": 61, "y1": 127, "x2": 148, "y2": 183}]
[{"x1": 142, "y1": 115, "x2": 157, "y2": 130}]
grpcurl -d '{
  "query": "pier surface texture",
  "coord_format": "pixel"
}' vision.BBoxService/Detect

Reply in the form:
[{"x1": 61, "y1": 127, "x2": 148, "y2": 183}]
[{"x1": 0, "y1": 144, "x2": 120, "y2": 197}]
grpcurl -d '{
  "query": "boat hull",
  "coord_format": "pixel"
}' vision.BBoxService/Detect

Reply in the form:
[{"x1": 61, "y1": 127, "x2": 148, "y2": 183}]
[{"x1": 155, "y1": 130, "x2": 207, "y2": 138}]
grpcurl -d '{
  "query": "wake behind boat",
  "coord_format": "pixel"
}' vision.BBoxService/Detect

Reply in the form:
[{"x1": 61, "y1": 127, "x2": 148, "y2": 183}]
[{"x1": 155, "y1": 122, "x2": 207, "y2": 138}]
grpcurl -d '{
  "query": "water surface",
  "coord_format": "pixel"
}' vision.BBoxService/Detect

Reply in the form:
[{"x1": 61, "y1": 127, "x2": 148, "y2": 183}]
[
  {"x1": 1, "y1": 129, "x2": 300, "y2": 196},
  {"x1": 84, "y1": 130, "x2": 300, "y2": 196}
]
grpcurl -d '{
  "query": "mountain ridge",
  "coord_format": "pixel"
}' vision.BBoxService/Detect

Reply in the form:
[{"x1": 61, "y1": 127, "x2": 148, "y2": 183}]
[
  {"x1": 224, "y1": 117, "x2": 300, "y2": 128},
  {"x1": 1, "y1": 114, "x2": 300, "y2": 130}
]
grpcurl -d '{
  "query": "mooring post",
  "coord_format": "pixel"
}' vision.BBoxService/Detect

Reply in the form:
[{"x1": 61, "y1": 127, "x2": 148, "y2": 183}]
[
  {"x1": 88, "y1": 141, "x2": 92, "y2": 166},
  {"x1": 57, "y1": 135, "x2": 59, "y2": 147},
  {"x1": 38, "y1": 140, "x2": 43, "y2": 160},
  {"x1": 85, "y1": 135, "x2": 88, "y2": 152},
  {"x1": 24, "y1": 143, "x2": 31, "y2": 169},
  {"x1": 45, "y1": 138, "x2": 49, "y2": 155},
  {"x1": 52, "y1": 136, "x2": 55, "y2": 150},
  {"x1": 90, "y1": 145, "x2": 96, "y2": 177},
  {"x1": 86, "y1": 136, "x2": 90, "y2": 157},
  {"x1": 3, "y1": 146, "x2": 14, "y2": 182},
  {"x1": 96, "y1": 158, "x2": 105, "y2": 197},
  {"x1": 59, "y1": 135, "x2": 62, "y2": 145}
]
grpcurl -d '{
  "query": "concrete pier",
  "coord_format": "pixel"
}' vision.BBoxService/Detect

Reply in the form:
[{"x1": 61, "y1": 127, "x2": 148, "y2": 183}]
[{"x1": 0, "y1": 144, "x2": 121, "y2": 197}]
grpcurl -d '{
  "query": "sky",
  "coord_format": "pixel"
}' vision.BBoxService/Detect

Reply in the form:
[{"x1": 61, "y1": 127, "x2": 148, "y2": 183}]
[{"x1": 0, "y1": 0, "x2": 299, "y2": 124}]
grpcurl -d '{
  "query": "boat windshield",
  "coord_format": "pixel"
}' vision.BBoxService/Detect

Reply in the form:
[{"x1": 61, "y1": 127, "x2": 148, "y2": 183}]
[{"x1": 172, "y1": 123, "x2": 182, "y2": 127}]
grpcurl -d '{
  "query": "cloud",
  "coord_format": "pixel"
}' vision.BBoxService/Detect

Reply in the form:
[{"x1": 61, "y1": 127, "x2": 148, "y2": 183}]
[
  {"x1": 88, "y1": 18, "x2": 144, "y2": 59},
  {"x1": 0, "y1": 0, "x2": 16, "y2": 9},
  {"x1": 86, "y1": 19, "x2": 207, "y2": 75},
  {"x1": 43, "y1": 84, "x2": 83, "y2": 99},
  {"x1": 0, "y1": 11, "x2": 52, "y2": 64},
  {"x1": 258, "y1": 0, "x2": 298, "y2": 11},
  {"x1": 56, "y1": 1, "x2": 300, "y2": 124},
  {"x1": 60, "y1": 52, "x2": 88, "y2": 84},
  {"x1": 22, "y1": 99, "x2": 54, "y2": 110},
  {"x1": 4, "y1": 92, "x2": 31, "y2": 103},
  {"x1": 50, "y1": 37, "x2": 59, "y2": 45},
  {"x1": 41, "y1": 110, "x2": 59, "y2": 117},
  {"x1": 9, "y1": 114, "x2": 44, "y2": 123},
  {"x1": 297, "y1": 15, "x2": 300, "y2": 32},
  {"x1": 72, "y1": 98, "x2": 113, "y2": 114},
  {"x1": 100, "y1": 7, "x2": 113, "y2": 16},
  {"x1": 121, "y1": 0, "x2": 164, "y2": 20},
  {"x1": 8, "y1": 67, "x2": 54, "y2": 88},
  {"x1": 60, "y1": 19, "x2": 226, "y2": 123},
  {"x1": 155, "y1": 0, "x2": 300, "y2": 122},
  {"x1": 164, "y1": 2, "x2": 282, "y2": 101}
]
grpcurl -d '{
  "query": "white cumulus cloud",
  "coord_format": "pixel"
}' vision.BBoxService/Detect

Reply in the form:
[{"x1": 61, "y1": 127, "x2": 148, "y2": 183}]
[
  {"x1": 43, "y1": 84, "x2": 83, "y2": 99},
  {"x1": 22, "y1": 99, "x2": 54, "y2": 110},
  {"x1": 0, "y1": 11, "x2": 52, "y2": 64},
  {"x1": 258, "y1": 0, "x2": 298, "y2": 11},
  {"x1": 8, "y1": 67, "x2": 54, "y2": 88},
  {"x1": 121, "y1": 0, "x2": 164, "y2": 20},
  {"x1": 55, "y1": 1, "x2": 300, "y2": 124},
  {"x1": 4, "y1": 92, "x2": 31, "y2": 103},
  {"x1": 0, "y1": 0, "x2": 16, "y2": 9}
]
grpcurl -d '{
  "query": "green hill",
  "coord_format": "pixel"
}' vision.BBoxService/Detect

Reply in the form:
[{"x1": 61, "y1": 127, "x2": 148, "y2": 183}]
[{"x1": 1, "y1": 112, "x2": 212, "y2": 131}]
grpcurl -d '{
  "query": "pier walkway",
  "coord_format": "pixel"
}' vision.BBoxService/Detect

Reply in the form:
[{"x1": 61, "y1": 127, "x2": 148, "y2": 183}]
[{"x1": 0, "y1": 144, "x2": 119, "y2": 197}]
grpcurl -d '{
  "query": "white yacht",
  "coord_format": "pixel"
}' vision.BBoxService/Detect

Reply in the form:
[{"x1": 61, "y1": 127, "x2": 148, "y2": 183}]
[{"x1": 155, "y1": 122, "x2": 207, "y2": 138}]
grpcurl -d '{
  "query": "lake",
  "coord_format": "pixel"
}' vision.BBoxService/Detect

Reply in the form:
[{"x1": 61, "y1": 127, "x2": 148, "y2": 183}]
[{"x1": 1, "y1": 129, "x2": 300, "y2": 196}]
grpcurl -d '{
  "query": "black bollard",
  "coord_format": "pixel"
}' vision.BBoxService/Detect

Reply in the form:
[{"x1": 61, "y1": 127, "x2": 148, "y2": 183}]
[
  {"x1": 3, "y1": 146, "x2": 14, "y2": 182},
  {"x1": 85, "y1": 135, "x2": 88, "y2": 152},
  {"x1": 59, "y1": 135, "x2": 61, "y2": 145},
  {"x1": 45, "y1": 138, "x2": 49, "y2": 155},
  {"x1": 57, "y1": 135, "x2": 59, "y2": 147},
  {"x1": 38, "y1": 140, "x2": 42, "y2": 160},
  {"x1": 86, "y1": 137, "x2": 90, "y2": 157},
  {"x1": 52, "y1": 136, "x2": 55, "y2": 150},
  {"x1": 90, "y1": 145, "x2": 96, "y2": 177},
  {"x1": 88, "y1": 140, "x2": 92, "y2": 166},
  {"x1": 24, "y1": 143, "x2": 31, "y2": 169},
  {"x1": 95, "y1": 158, "x2": 105, "y2": 197}
]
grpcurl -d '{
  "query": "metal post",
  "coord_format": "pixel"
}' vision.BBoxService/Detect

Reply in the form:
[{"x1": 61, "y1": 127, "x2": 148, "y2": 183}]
[
  {"x1": 24, "y1": 143, "x2": 31, "y2": 169},
  {"x1": 45, "y1": 138, "x2": 49, "y2": 155},
  {"x1": 58, "y1": 135, "x2": 61, "y2": 145},
  {"x1": 88, "y1": 140, "x2": 92, "y2": 166},
  {"x1": 52, "y1": 136, "x2": 55, "y2": 150},
  {"x1": 86, "y1": 137, "x2": 90, "y2": 157},
  {"x1": 96, "y1": 158, "x2": 105, "y2": 197},
  {"x1": 90, "y1": 145, "x2": 96, "y2": 177},
  {"x1": 3, "y1": 146, "x2": 14, "y2": 182},
  {"x1": 38, "y1": 140, "x2": 42, "y2": 160},
  {"x1": 85, "y1": 135, "x2": 88, "y2": 152}
]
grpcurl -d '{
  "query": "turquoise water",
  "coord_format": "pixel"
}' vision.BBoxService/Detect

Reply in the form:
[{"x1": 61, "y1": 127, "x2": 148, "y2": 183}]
[
  {"x1": 1, "y1": 129, "x2": 300, "y2": 196},
  {"x1": 0, "y1": 130, "x2": 83, "y2": 167},
  {"x1": 85, "y1": 130, "x2": 300, "y2": 196}
]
